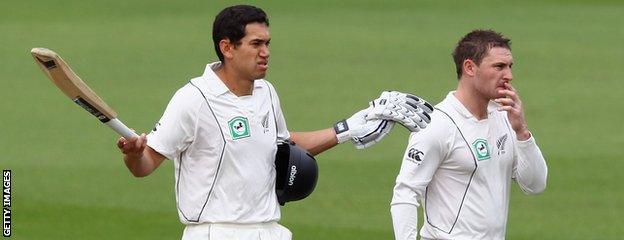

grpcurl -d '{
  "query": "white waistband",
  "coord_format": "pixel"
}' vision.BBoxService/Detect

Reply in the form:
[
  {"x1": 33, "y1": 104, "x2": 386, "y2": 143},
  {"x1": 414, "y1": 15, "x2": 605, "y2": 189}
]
[{"x1": 187, "y1": 221, "x2": 279, "y2": 229}]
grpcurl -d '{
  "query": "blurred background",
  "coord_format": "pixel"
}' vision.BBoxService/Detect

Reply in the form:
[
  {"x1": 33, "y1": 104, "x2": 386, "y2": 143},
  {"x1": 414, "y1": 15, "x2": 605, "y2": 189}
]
[{"x1": 1, "y1": 0, "x2": 623, "y2": 239}]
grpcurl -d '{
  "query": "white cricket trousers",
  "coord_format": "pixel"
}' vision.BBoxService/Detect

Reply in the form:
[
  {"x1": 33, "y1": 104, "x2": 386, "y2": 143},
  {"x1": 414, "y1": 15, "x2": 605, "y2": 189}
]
[{"x1": 182, "y1": 221, "x2": 292, "y2": 240}]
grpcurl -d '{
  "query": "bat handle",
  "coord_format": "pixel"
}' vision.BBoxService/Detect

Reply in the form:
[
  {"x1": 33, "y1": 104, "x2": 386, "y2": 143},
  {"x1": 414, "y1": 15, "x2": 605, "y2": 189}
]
[{"x1": 105, "y1": 118, "x2": 139, "y2": 139}]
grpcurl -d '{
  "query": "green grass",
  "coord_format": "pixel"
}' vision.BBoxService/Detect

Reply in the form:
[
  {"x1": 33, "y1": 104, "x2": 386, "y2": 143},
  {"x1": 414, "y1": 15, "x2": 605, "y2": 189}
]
[{"x1": 2, "y1": 0, "x2": 623, "y2": 239}]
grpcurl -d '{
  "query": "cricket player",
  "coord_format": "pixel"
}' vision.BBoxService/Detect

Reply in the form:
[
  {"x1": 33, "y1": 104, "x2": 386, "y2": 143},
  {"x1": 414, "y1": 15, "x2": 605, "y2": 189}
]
[
  {"x1": 391, "y1": 29, "x2": 548, "y2": 240},
  {"x1": 117, "y1": 5, "x2": 432, "y2": 240}
]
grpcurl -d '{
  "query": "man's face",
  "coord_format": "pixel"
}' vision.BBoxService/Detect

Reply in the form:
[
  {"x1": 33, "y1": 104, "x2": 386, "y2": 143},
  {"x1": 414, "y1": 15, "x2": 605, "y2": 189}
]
[
  {"x1": 230, "y1": 22, "x2": 270, "y2": 80},
  {"x1": 472, "y1": 47, "x2": 514, "y2": 100}
]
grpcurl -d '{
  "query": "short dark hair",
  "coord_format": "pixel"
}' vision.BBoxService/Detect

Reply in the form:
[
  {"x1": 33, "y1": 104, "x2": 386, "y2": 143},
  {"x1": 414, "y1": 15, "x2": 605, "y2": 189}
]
[
  {"x1": 452, "y1": 29, "x2": 511, "y2": 79},
  {"x1": 212, "y1": 5, "x2": 269, "y2": 62}
]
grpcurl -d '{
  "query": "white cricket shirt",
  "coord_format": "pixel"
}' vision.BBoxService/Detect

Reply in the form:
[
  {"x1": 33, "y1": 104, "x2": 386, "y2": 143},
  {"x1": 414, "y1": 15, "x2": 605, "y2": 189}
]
[
  {"x1": 147, "y1": 62, "x2": 290, "y2": 225},
  {"x1": 391, "y1": 92, "x2": 547, "y2": 240}
]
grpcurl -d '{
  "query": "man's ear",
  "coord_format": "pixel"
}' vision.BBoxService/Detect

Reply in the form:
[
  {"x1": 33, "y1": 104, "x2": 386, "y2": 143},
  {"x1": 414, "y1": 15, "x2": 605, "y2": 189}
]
[
  {"x1": 219, "y1": 39, "x2": 234, "y2": 60},
  {"x1": 462, "y1": 59, "x2": 477, "y2": 77}
]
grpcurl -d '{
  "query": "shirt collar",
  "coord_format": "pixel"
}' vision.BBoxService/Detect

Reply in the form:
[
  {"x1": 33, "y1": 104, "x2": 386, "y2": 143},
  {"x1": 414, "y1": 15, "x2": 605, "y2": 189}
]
[
  {"x1": 201, "y1": 62, "x2": 264, "y2": 96},
  {"x1": 446, "y1": 91, "x2": 500, "y2": 119}
]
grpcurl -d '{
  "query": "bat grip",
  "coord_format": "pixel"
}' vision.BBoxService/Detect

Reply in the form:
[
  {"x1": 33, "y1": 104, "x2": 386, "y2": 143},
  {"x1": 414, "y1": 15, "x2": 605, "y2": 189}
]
[{"x1": 105, "y1": 118, "x2": 139, "y2": 139}]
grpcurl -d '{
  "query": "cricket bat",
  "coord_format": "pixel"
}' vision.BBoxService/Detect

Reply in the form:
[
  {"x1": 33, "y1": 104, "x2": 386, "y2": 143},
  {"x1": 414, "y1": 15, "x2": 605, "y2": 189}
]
[{"x1": 31, "y1": 47, "x2": 138, "y2": 139}]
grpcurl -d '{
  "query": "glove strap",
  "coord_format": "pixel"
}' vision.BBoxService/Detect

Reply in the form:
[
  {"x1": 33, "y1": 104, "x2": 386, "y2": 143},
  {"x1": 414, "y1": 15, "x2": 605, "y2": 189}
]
[{"x1": 333, "y1": 119, "x2": 351, "y2": 143}]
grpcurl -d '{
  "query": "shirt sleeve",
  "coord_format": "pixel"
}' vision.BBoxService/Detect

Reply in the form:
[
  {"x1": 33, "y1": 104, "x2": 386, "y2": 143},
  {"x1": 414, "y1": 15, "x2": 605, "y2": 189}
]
[
  {"x1": 265, "y1": 81, "x2": 290, "y2": 142},
  {"x1": 391, "y1": 117, "x2": 449, "y2": 207},
  {"x1": 390, "y1": 117, "x2": 450, "y2": 239},
  {"x1": 512, "y1": 133, "x2": 548, "y2": 195},
  {"x1": 146, "y1": 85, "x2": 201, "y2": 160},
  {"x1": 391, "y1": 203, "x2": 419, "y2": 240}
]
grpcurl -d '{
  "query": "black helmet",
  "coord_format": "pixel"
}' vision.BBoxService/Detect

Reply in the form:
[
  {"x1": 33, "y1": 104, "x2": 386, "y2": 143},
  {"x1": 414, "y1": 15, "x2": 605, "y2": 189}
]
[{"x1": 275, "y1": 141, "x2": 318, "y2": 205}]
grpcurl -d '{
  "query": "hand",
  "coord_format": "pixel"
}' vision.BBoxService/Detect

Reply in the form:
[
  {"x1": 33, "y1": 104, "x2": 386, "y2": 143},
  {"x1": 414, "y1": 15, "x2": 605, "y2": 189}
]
[
  {"x1": 494, "y1": 83, "x2": 531, "y2": 140},
  {"x1": 334, "y1": 108, "x2": 395, "y2": 149},
  {"x1": 117, "y1": 133, "x2": 147, "y2": 161},
  {"x1": 367, "y1": 91, "x2": 434, "y2": 132}
]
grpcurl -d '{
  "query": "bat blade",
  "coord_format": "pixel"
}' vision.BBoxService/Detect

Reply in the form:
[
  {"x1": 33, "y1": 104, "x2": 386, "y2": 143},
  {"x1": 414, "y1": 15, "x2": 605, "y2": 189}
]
[
  {"x1": 31, "y1": 47, "x2": 117, "y2": 122},
  {"x1": 31, "y1": 48, "x2": 137, "y2": 139}
]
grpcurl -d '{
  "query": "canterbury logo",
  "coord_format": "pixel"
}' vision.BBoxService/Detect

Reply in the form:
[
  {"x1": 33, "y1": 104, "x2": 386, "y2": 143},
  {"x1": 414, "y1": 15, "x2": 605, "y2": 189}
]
[{"x1": 407, "y1": 148, "x2": 424, "y2": 164}]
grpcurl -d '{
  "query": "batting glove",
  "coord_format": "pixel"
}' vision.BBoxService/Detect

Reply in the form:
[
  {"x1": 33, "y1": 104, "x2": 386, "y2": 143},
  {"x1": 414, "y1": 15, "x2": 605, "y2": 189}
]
[
  {"x1": 366, "y1": 91, "x2": 433, "y2": 132},
  {"x1": 334, "y1": 107, "x2": 395, "y2": 149}
]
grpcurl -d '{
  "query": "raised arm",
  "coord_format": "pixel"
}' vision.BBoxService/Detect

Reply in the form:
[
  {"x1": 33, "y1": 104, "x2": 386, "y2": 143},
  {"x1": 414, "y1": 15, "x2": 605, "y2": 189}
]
[
  {"x1": 495, "y1": 83, "x2": 547, "y2": 194},
  {"x1": 117, "y1": 134, "x2": 166, "y2": 177}
]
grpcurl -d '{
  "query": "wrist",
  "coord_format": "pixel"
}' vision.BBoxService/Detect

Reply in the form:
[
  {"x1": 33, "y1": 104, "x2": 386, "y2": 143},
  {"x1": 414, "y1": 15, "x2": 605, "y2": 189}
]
[
  {"x1": 124, "y1": 153, "x2": 143, "y2": 164},
  {"x1": 333, "y1": 119, "x2": 351, "y2": 143},
  {"x1": 516, "y1": 129, "x2": 531, "y2": 141}
]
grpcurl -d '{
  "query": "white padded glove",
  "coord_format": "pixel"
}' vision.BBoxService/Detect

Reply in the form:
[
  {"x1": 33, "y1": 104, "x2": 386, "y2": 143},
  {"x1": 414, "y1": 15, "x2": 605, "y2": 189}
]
[
  {"x1": 367, "y1": 91, "x2": 433, "y2": 132},
  {"x1": 334, "y1": 107, "x2": 395, "y2": 149}
]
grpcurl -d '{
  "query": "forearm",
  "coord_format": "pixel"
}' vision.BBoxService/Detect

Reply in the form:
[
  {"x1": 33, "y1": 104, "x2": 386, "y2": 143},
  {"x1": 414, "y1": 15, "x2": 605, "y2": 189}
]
[
  {"x1": 514, "y1": 135, "x2": 548, "y2": 194},
  {"x1": 289, "y1": 128, "x2": 338, "y2": 156},
  {"x1": 391, "y1": 203, "x2": 419, "y2": 240},
  {"x1": 124, "y1": 147, "x2": 165, "y2": 177}
]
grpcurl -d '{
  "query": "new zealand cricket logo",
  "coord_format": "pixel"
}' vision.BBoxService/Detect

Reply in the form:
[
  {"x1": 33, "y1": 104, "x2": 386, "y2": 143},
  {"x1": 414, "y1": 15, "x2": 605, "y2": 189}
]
[
  {"x1": 472, "y1": 139, "x2": 491, "y2": 161},
  {"x1": 496, "y1": 134, "x2": 508, "y2": 155},
  {"x1": 261, "y1": 111, "x2": 270, "y2": 133},
  {"x1": 229, "y1": 116, "x2": 250, "y2": 140}
]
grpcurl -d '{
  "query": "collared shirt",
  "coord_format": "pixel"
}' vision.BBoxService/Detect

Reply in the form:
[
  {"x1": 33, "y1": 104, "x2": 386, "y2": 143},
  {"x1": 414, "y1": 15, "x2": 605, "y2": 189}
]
[
  {"x1": 392, "y1": 91, "x2": 547, "y2": 240},
  {"x1": 147, "y1": 62, "x2": 289, "y2": 224}
]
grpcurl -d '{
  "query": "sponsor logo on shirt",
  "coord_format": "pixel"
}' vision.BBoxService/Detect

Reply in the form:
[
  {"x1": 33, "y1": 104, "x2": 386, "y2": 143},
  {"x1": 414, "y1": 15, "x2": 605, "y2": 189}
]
[
  {"x1": 406, "y1": 148, "x2": 424, "y2": 165},
  {"x1": 472, "y1": 139, "x2": 491, "y2": 161},
  {"x1": 496, "y1": 134, "x2": 508, "y2": 155},
  {"x1": 152, "y1": 122, "x2": 161, "y2": 132},
  {"x1": 228, "y1": 116, "x2": 251, "y2": 140}
]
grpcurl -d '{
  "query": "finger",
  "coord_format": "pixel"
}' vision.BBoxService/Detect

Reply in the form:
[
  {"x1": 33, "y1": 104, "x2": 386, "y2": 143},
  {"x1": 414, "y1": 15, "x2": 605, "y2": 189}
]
[
  {"x1": 121, "y1": 141, "x2": 134, "y2": 153},
  {"x1": 135, "y1": 134, "x2": 146, "y2": 149},
  {"x1": 117, "y1": 138, "x2": 126, "y2": 149},
  {"x1": 402, "y1": 100, "x2": 420, "y2": 114},
  {"x1": 122, "y1": 136, "x2": 139, "y2": 152},
  {"x1": 414, "y1": 109, "x2": 431, "y2": 123},
  {"x1": 395, "y1": 109, "x2": 431, "y2": 128},
  {"x1": 367, "y1": 103, "x2": 404, "y2": 120},
  {"x1": 406, "y1": 99, "x2": 433, "y2": 114},
  {"x1": 405, "y1": 94, "x2": 420, "y2": 103},
  {"x1": 504, "y1": 82, "x2": 523, "y2": 105},
  {"x1": 403, "y1": 95, "x2": 433, "y2": 114},
  {"x1": 410, "y1": 118, "x2": 427, "y2": 129},
  {"x1": 498, "y1": 89, "x2": 519, "y2": 102},
  {"x1": 379, "y1": 110, "x2": 416, "y2": 131},
  {"x1": 497, "y1": 105, "x2": 517, "y2": 112},
  {"x1": 504, "y1": 82, "x2": 516, "y2": 92},
  {"x1": 494, "y1": 98, "x2": 516, "y2": 107},
  {"x1": 420, "y1": 101, "x2": 434, "y2": 113},
  {"x1": 399, "y1": 104, "x2": 430, "y2": 124},
  {"x1": 394, "y1": 115, "x2": 420, "y2": 132}
]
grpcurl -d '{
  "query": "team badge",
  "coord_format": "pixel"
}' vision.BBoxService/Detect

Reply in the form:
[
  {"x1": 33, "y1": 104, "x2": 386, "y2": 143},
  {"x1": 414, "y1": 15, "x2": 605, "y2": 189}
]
[
  {"x1": 228, "y1": 116, "x2": 250, "y2": 140},
  {"x1": 472, "y1": 139, "x2": 491, "y2": 161}
]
